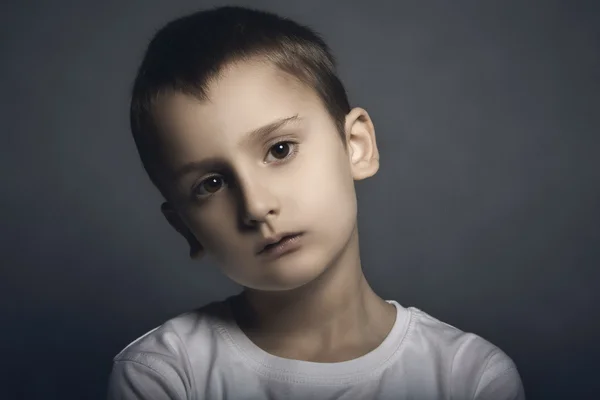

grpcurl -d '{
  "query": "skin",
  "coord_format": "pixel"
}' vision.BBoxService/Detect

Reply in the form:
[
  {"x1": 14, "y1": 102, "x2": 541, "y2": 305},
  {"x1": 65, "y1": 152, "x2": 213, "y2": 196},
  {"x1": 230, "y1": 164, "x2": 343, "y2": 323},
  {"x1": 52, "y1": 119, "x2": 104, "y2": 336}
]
[{"x1": 154, "y1": 59, "x2": 396, "y2": 362}]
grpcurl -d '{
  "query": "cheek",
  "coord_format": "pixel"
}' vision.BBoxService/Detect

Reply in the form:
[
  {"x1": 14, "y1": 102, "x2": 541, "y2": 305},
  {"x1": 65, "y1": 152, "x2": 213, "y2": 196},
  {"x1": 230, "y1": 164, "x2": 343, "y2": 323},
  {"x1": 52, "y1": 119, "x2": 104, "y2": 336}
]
[
  {"x1": 292, "y1": 145, "x2": 357, "y2": 223},
  {"x1": 185, "y1": 201, "x2": 237, "y2": 252}
]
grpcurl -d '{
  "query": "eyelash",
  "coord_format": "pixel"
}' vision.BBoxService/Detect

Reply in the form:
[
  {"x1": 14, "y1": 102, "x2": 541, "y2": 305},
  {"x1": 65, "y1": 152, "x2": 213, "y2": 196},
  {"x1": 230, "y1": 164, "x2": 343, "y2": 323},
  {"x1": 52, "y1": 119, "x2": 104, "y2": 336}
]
[{"x1": 191, "y1": 140, "x2": 299, "y2": 199}]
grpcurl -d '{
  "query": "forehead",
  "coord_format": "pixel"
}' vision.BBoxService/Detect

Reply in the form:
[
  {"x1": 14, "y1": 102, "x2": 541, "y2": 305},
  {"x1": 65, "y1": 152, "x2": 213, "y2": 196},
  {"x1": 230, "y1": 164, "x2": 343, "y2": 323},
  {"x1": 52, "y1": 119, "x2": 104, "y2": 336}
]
[{"x1": 154, "y1": 61, "x2": 324, "y2": 166}]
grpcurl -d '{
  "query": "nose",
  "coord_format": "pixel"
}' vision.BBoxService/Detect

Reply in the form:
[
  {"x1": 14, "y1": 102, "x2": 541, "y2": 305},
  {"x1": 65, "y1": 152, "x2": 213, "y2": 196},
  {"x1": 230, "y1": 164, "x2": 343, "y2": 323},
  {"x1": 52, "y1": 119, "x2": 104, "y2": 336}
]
[{"x1": 237, "y1": 172, "x2": 280, "y2": 226}]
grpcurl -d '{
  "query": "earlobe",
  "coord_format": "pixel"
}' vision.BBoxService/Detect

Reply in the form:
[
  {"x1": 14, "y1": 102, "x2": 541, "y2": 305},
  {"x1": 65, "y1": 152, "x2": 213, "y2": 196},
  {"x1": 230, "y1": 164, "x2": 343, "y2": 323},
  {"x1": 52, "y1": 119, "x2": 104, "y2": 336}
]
[
  {"x1": 344, "y1": 107, "x2": 380, "y2": 180},
  {"x1": 160, "y1": 202, "x2": 204, "y2": 260}
]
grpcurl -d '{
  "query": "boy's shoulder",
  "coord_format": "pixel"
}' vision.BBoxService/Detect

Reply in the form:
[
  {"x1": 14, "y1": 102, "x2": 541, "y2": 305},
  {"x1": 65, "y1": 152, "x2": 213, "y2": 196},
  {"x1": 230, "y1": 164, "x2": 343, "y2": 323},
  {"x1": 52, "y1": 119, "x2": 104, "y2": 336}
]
[
  {"x1": 410, "y1": 306, "x2": 514, "y2": 366},
  {"x1": 108, "y1": 299, "x2": 234, "y2": 399},
  {"x1": 113, "y1": 298, "x2": 231, "y2": 364},
  {"x1": 406, "y1": 307, "x2": 522, "y2": 398},
  {"x1": 408, "y1": 306, "x2": 500, "y2": 355}
]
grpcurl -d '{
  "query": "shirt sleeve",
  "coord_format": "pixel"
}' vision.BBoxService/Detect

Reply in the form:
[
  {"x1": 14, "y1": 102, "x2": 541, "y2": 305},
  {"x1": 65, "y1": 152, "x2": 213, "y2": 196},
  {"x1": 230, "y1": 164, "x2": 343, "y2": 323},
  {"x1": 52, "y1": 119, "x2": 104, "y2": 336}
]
[
  {"x1": 107, "y1": 353, "x2": 187, "y2": 400},
  {"x1": 473, "y1": 351, "x2": 525, "y2": 400}
]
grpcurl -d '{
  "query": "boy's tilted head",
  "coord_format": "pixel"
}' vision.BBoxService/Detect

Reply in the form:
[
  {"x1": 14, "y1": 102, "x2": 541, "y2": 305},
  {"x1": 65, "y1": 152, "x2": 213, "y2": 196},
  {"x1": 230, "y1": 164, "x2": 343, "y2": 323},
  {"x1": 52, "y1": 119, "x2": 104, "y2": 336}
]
[
  {"x1": 129, "y1": 6, "x2": 380, "y2": 291},
  {"x1": 109, "y1": 9, "x2": 525, "y2": 398}
]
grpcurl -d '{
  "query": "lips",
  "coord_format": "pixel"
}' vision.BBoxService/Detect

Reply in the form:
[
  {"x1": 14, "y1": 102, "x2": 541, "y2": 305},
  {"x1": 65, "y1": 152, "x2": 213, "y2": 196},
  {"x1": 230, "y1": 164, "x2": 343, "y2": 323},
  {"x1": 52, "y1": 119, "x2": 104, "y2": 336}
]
[
  {"x1": 257, "y1": 232, "x2": 302, "y2": 254},
  {"x1": 262, "y1": 239, "x2": 284, "y2": 252}
]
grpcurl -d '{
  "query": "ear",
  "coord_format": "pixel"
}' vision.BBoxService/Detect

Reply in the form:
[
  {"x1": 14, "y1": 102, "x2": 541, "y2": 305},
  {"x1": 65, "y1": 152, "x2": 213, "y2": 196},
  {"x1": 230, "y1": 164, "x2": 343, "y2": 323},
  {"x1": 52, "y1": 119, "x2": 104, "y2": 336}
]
[
  {"x1": 344, "y1": 107, "x2": 380, "y2": 180},
  {"x1": 161, "y1": 202, "x2": 204, "y2": 260}
]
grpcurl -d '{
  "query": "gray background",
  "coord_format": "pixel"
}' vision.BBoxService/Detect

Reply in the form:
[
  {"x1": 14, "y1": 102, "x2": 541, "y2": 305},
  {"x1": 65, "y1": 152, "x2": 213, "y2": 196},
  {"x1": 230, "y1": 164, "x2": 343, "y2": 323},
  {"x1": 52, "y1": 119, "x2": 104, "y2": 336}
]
[{"x1": 2, "y1": 0, "x2": 599, "y2": 399}]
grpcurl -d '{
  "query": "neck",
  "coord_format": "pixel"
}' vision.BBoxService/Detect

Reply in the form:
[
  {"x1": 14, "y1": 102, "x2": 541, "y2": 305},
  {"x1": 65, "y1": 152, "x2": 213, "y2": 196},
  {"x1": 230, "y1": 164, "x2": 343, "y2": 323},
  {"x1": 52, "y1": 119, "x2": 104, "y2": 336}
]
[{"x1": 232, "y1": 226, "x2": 396, "y2": 360}]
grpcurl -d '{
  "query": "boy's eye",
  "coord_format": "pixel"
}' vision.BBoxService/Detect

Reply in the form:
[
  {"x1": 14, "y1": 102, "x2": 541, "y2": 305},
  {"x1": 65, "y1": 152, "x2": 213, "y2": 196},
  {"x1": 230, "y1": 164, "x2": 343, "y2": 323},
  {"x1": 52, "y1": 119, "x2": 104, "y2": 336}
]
[
  {"x1": 193, "y1": 175, "x2": 226, "y2": 197},
  {"x1": 265, "y1": 141, "x2": 297, "y2": 162}
]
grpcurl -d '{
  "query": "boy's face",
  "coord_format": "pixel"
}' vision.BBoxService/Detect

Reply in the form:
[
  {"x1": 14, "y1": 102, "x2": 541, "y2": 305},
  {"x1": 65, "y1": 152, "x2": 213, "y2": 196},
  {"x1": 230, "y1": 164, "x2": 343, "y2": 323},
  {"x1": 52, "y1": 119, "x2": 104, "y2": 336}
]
[{"x1": 154, "y1": 60, "x2": 379, "y2": 291}]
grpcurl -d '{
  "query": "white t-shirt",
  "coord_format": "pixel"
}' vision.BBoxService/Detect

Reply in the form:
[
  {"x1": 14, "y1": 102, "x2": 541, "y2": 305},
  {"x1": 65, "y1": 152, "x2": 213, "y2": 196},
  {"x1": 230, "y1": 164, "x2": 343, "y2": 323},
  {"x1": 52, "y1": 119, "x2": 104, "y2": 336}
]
[{"x1": 107, "y1": 297, "x2": 525, "y2": 399}]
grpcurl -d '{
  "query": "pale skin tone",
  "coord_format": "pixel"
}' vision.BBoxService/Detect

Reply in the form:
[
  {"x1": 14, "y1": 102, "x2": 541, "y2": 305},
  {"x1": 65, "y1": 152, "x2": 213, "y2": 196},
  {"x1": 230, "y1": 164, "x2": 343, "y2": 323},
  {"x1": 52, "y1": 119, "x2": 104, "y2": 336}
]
[{"x1": 155, "y1": 59, "x2": 396, "y2": 362}]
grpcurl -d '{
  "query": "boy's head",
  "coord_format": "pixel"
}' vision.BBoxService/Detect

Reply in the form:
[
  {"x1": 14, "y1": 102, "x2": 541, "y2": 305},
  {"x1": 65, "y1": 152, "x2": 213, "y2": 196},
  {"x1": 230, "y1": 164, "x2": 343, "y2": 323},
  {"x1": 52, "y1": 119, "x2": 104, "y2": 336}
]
[{"x1": 130, "y1": 6, "x2": 380, "y2": 291}]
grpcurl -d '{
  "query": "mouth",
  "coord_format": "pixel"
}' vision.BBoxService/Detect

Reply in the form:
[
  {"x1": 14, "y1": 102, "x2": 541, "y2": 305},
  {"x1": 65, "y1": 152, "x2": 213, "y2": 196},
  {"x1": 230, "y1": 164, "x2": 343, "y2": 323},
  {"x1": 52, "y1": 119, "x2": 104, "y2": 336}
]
[{"x1": 257, "y1": 232, "x2": 304, "y2": 256}]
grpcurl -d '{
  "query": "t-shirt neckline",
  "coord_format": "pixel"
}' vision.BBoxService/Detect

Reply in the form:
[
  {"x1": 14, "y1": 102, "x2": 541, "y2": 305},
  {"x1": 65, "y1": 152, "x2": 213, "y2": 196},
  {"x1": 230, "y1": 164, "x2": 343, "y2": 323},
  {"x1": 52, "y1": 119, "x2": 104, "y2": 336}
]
[{"x1": 215, "y1": 298, "x2": 411, "y2": 384}]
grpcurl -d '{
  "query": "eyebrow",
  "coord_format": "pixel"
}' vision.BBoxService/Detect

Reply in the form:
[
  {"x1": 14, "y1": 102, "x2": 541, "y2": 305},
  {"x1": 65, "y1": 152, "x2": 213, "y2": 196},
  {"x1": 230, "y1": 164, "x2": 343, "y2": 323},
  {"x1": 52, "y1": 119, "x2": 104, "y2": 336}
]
[
  {"x1": 170, "y1": 114, "x2": 301, "y2": 182},
  {"x1": 238, "y1": 114, "x2": 301, "y2": 148}
]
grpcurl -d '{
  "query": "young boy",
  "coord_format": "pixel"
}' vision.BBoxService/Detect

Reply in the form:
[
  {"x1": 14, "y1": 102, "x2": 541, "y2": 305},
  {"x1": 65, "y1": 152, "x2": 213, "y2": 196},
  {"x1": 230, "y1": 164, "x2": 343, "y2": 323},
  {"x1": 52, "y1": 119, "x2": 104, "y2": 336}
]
[{"x1": 108, "y1": 6, "x2": 524, "y2": 400}]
